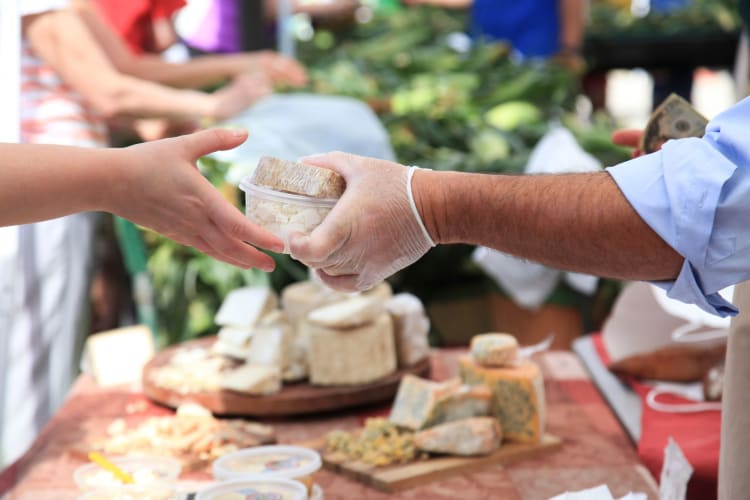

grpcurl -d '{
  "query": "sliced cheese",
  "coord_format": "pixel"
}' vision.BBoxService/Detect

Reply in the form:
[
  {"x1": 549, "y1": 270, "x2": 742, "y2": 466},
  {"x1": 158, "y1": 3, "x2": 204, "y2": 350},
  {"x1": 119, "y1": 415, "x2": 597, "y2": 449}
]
[
  {"x1": 220, "y1": 364, "x2": 282, "y2": 395},
  {"x1": 217, "y1": 325, "x2": 255, "y2": 350},
  {"x1": 307, "y1": 295, "x2": 384, "y2": 329},
  {"x1": 386, "y1": 293, "x2": 430, "y2": 367},
  {"x1": 470, "y1": 333, "x2": 519, "y2": 367},
  {"x1": 459, "y1": 356, "x2": 545, "y2": 444},
  {"x1": 423, "y1": 385, "x2": 492, "y2": 428},
  {"x1": 305, "y1": 312, "x2": 396, "y2": 386},
  {"x1": 252, "y1": 156, "x2": 345, "y2": 199},
  {"x1": 247, "y1": 320, "x2": 294, "y2": 368},
  {"x1": 389, "y1": 375, "x2": 461, "y2": 430},
  {"x1": 215, "y1": 287, "x2": 278, "y2": 329},
  {"x1": 212, "y1": 338, "x2": 251, "y2": 360},
  {"x1": 281, "y1": 280, "x2": 345, "y2": 325},
  {"x1": 415, "y1": 417, "x2": 502, "y2": 456}
]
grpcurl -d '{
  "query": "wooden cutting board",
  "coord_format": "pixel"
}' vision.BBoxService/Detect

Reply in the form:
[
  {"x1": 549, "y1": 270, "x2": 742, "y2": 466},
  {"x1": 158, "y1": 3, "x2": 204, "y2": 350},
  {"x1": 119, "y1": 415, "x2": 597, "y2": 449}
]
[
  {"x1": 142, "y1": 336, "x2": 430, "y2": 417},
  {"x1": 306, "y1": 433, "x2": 563, "y2": 493}
]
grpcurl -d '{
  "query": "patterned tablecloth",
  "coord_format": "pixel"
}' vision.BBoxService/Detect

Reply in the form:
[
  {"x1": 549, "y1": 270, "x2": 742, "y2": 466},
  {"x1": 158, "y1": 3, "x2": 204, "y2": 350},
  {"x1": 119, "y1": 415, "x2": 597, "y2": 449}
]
[{"x1": 0, "y1": 349, "x2": 659, "y2": 500}]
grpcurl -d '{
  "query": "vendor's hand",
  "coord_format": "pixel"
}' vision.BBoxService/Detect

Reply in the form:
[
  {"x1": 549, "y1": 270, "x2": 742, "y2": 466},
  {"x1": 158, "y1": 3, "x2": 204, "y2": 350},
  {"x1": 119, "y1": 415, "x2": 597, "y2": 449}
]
[
  {"x1": 110, "y1": 129, "x2": 284, "y2": 270},
  {"x1": 612, "y1": 129, "x2": 645, "y2": 158},
  {"x1": 211, "y1": 73, "x2": 273, "y2": 121},
  {"x1": 289, "y1": 152, "x2": 435, "y2": 292},
  {"x1": 242, "y1": 51, "x2": 308, "y2": 88}
]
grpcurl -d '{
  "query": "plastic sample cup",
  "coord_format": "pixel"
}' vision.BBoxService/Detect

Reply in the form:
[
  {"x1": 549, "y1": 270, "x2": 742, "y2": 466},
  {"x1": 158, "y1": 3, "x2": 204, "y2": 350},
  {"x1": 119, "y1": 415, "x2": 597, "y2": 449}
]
[
  {"x1": 77, "y1": 482, "x2": 176, "y2": 500},
  {"x1": 196, "y1": 478, "x2": 308, "y2": 500},
  {"x1": 212, "y1": 445, "x2": 322, "y2": 493},
  {"x1": 73, "y1": 456, "x2": 181, "y2": 491},
  {"x1": 239, "y1": 180, "x2": 338, "y2": 254}
]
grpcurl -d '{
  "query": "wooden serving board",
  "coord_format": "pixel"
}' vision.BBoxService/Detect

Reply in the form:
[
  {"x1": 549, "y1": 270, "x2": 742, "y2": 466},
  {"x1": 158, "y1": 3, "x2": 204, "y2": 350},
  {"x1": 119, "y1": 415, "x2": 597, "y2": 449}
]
[
  {"x1": 309, "y1": 433, "x2": 563, "y2": 493},
  {"x1": 142, "y1": 336, "x2": 430, "y2": 417}
]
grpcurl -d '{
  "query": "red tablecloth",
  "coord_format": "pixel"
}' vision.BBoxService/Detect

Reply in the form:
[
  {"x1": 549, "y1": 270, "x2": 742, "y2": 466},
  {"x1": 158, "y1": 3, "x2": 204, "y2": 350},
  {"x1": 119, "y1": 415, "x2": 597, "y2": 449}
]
[{"x1": 592, "y1": 334, "x2": 720, "y2": 500}]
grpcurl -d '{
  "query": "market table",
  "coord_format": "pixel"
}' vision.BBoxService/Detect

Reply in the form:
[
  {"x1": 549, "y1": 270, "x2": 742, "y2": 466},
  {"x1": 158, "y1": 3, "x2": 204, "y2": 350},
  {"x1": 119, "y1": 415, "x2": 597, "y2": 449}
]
[{"x1": 0, "y1": 349, "x2": 658, "y2": 500}]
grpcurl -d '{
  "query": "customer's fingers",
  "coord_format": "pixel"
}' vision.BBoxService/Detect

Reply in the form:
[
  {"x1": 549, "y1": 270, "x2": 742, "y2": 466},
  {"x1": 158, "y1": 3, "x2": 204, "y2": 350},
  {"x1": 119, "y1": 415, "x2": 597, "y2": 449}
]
[{"x1": 180, "y1": 128, "x2": 249, "y2": 160}]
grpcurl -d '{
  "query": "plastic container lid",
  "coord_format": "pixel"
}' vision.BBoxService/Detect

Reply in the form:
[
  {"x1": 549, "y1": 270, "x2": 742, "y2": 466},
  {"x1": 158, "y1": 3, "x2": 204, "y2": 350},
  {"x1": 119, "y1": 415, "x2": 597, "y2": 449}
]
[
  {"x1": 77, "y1": 482, "x2": 176, "y2": 500},
  {"x1": 213, "y1": 445, "x2": 322, "y2": 482},
  {"x1": 240, "y1": 179, "x2": 339, "y2": 208},
  {"x1": 73, "y1": 456, "x2": 182, "y2": 491},
  {"x1": 196, "y1": 478, "x2": 308, "y2": 500}
]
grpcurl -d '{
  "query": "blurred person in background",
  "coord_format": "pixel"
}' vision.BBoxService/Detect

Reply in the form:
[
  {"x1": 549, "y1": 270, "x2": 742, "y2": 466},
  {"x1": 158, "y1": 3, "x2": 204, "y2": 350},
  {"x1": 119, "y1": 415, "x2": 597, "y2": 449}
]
[
  {"x1": 403, "y1": 0, "x2": 586, "y2": 67},
  {"x1": 0, "y1": 0, "x2": 283, "y2": 466}
]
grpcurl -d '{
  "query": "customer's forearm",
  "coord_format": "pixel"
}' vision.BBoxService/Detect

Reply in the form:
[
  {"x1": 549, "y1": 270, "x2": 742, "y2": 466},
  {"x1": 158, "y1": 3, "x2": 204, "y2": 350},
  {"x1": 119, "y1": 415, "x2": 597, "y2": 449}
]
[
  {"x1": 122, "y1": 54, "x2": 246, "y2": 89},
  {"x1": 0, "y1": 144, "x2": 116, "y2": 225},
  {"x1": 414, "y1": 170, "x2": 683, "y2": 281}
]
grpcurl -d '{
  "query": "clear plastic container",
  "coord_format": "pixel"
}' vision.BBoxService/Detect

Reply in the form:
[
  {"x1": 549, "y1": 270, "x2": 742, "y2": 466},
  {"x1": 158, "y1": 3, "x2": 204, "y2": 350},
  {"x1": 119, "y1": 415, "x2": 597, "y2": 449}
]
[
  {"x1": 196, "y1": 478, "x2": 307, "y2": 500},
  {"x1": 73, "y1": 456, "x2": 182, "y2": 491},
  {"x1": 77, "y1": 482, "x2": 177, "y2": 500},
  {"x1": 212, "y1": 445, "x2": 322, "y2": 493},
  {"x1": 239, "y1": 180, "x2": 338, "y2": 254}
]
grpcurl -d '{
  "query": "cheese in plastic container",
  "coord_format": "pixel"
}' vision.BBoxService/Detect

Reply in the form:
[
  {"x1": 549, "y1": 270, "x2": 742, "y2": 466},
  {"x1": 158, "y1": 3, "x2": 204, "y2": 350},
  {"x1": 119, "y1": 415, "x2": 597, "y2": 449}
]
[
  {"x1": 73, "y1": 456, "x2": 182, "y2": 491},
  {"x1": 196, "y1": 478, "x2": 308, "y2": 500},
  {"x1": 239, "y1": 156, "x2": 344, "y2": 254},
  {"x1": 212, "y1": 445, "x2": 322, "y2": 494},
  {"x1": 240, "y1": 181, "x2": 337, "y2": 253}
]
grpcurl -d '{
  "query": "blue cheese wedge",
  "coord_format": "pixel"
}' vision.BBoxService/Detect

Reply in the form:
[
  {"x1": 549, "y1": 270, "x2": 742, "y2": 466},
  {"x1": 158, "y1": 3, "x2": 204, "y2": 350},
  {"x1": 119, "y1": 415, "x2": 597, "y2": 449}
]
[
  {"x1": 389, "y1": 375, "x2": 461, "y2": 430},
  {"x1": 415, "y1": 417, "x2": 502, "y2": 456},
  {"x1": 423, "y1": 385, "x2": 492, "y2": 428}
]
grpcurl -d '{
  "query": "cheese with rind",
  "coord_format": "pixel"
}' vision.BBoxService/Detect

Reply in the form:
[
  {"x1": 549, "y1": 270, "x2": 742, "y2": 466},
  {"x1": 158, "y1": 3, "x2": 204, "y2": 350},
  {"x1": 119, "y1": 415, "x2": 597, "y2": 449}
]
[
  {"x1": 422, "y1": 385, "x2": 492, "y2": 428},
  {"x1": 252, "y1": 156, "x2": 345, "y2": 199},
  {"x1": 389, "y1": 375, "x2": 461, "y2": 430},
  {"x1": 307, "y1": 295, "x2": 385, "y2": 329},
  {"x1": 459, "y1": 356, "x2": 545, "y2": 444},
  {"x1": 386, "y1": 293, "x2": 430, "y2": 367},
  {"x1": 470, "y1": 333, "x2": 519, "y2": 367},
  {"x1": 305, "y1": 313, "x2": 396, "y2": 386},
  {"x1": 415, "y1": 417, "x2": 502, "y2": 456}
]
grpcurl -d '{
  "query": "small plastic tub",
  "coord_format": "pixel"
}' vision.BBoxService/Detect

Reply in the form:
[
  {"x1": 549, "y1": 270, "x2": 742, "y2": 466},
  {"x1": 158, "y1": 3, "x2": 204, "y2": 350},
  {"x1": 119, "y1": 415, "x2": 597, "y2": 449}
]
[
  {"x1": 213, "y1": 445, "x2": 322, "y2": 494},
  {"x1": 196, "y1": 478, "x2": 307, "y2": 500},
  {"x1": 73, "y1": 456, "x2": 182, "y2": 491},
  {"x1": 239, "y1": 180, "x2": 338, "y2": 254},
  {"x1": 77, "y1": 482, "x2": 177, "y2": 500}
]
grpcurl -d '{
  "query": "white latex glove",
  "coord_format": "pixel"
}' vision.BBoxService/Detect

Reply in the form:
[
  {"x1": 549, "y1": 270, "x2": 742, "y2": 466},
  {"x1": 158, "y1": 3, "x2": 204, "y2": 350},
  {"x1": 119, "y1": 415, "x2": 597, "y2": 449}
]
[{"x1": 288, "y1": 152, "x2": 436, "y2": 291}]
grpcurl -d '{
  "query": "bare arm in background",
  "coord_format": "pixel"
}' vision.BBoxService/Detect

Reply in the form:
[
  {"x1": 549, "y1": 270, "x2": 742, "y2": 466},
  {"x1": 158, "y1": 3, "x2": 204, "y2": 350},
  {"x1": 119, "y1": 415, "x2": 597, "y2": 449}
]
[
  {"x1": 0, "y1": 129, "x2": 283, "y2": 269},
  {"x1": 24, "y1": 9, "x2": 266, "y2": 121},
  {"x1": 73, "y1": 2, "x2": 307, "y2": 89}
]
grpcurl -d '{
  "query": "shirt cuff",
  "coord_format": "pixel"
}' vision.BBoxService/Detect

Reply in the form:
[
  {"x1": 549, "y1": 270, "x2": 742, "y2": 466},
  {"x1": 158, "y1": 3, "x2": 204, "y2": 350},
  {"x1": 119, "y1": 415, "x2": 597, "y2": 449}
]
[{"x1": 652, "y1": 260, "x2": 738, "y2": 318}]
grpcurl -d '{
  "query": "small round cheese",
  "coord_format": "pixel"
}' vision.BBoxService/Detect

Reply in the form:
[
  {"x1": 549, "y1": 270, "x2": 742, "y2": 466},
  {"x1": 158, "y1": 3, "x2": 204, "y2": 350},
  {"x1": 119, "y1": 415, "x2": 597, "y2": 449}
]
[{"x1": 470, "y1": 333, "x2": 519, "y2": 367}]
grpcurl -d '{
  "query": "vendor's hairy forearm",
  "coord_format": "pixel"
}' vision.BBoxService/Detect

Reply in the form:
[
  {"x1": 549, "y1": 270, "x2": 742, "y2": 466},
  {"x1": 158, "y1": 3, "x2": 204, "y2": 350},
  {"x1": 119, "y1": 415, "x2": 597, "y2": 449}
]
[
  {"x1": 414, "y1": 170, "x2": 683, "y2": 281},
  {"x1": 0, "y1": 144, "x2": 118, "y2": 226}
]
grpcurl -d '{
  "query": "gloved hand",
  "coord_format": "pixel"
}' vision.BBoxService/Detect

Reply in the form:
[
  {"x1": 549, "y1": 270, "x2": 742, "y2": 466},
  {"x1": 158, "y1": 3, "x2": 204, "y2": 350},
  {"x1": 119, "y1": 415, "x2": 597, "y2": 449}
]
[{"x1": 289, "y1": 152, "x2": 436, "y2": 291}]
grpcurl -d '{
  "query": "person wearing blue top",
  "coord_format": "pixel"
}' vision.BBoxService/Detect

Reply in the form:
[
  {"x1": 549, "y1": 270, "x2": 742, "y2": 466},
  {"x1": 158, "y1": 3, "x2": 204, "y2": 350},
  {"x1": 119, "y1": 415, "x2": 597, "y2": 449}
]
[{"x1": 403, "y1": 0, "x2": 585, "y2": 60}]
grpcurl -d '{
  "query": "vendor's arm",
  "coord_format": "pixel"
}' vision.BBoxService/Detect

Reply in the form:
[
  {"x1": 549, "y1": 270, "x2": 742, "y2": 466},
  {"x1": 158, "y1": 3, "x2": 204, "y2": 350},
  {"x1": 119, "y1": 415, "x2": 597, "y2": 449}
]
[
  {"x1": 290, "y1": 98, "x2": 750, "y2": 316},
  {"x1": 0, "y1": 129, "x2": 283, "y2": 269},
  {"x1": 558, "y1": 0, "x2": 585, "y2": 55},
  {"x1": 24, "y1": 9, "x2": 265, "y2": 121},
  {"x1": 75, "y1": 3, "x2": 307, "y2": 89}
]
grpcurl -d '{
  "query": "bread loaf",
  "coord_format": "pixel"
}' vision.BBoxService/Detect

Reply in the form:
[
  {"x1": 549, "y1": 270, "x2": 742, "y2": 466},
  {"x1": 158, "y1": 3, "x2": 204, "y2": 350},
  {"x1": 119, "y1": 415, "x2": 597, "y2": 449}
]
[{"x1": 252, "y1": 156, "x2": 345, "y2": 199}]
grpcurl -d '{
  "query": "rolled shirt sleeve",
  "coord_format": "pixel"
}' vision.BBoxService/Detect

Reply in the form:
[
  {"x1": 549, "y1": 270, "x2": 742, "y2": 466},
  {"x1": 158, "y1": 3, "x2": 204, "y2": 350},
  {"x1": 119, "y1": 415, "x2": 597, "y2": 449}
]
[{"x1": 607, "y1": 96, "x2": 750, "y2": 317}]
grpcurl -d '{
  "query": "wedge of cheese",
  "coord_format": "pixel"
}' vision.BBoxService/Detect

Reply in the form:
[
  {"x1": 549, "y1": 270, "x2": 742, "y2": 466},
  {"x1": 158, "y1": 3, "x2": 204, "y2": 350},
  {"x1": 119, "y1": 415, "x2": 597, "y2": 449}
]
[
  {"x1": 212, "y1": 338, "x2": 251, "y2": 360},
  {"x1": 220, "y1": 364, "x2": 281, "y2": 395},
  {"x1": 281, "y1": 280, "x2": 345, "y2": 325},
  {"x1": 305, "y1": 312, "x2": 396, "y2": 386},
  {"x1": 307, "y1": 295, "x2": 385, "y2": 329},
  {"x1": 423, "y1": 385, "x2": 492, "y2": 428},
  {"x1": 389, "y1": 375, "x2": 461, "y2": 430},
  {"x1": 217, "y1": 326, "x2": 255, "y2": 351},
  {"x1": 252, "y1": 156, "x2": 345, "y2": 199},
  {"x1": 470, "y1": 333, "x2": 519, "y2": 367},
  {"x1": 415, "y1": 417, "x2": 502, "y2": 456},
  {"x1": 215, "y1": 287, "x2": 278, "y2": 329},
  {"x1": 386, "y1": 293, "x2": 430, "y2": 367},
  {"x1": 459, "y1": 356, "x2": 545, "y2": 444},
  {"x1": 247, "y1": 320, "x2": 293, "y2": 369}
]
